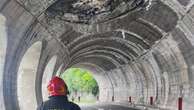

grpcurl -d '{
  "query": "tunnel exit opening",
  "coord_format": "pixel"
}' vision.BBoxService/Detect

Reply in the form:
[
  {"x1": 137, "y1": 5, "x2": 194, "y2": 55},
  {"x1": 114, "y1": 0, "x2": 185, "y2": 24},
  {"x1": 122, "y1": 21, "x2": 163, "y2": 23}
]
[{"x1": 60, "y1": 68, "x2": 99, "y2": 104}]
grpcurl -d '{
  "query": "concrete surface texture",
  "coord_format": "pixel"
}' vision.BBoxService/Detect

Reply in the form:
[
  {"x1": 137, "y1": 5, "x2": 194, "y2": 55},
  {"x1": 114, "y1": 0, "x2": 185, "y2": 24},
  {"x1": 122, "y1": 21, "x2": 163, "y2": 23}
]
[{"x1": 0, "y1": 0, "x2": 194, "y2": 110}]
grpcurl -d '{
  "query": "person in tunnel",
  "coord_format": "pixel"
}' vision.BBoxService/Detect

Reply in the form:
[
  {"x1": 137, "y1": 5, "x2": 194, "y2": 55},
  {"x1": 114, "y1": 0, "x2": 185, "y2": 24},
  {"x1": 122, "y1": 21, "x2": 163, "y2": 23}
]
[{"x1": 37, "y1": 76, "x2": 81, "y2": 110}]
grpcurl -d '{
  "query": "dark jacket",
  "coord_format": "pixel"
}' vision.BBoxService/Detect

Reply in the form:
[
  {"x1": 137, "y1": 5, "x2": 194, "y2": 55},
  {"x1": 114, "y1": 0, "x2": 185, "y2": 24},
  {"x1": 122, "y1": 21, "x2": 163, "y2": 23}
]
[{"x1": 37, "y1": 96, "x2": 81, "y2": 110}]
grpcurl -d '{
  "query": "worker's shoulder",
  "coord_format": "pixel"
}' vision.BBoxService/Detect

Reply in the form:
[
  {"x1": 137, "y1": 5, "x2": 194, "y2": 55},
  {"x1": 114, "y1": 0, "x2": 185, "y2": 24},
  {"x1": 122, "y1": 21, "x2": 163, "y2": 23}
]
[{"x1": 68, "y1": 102, "x2": 81, "y2": 110}]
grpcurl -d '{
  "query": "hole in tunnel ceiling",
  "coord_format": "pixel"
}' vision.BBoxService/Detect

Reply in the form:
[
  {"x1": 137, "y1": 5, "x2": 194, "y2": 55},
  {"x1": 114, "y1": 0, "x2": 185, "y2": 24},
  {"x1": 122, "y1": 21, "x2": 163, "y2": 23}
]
[{"x1": 45, "y1": 0, "x2": 149, "y2": 24}]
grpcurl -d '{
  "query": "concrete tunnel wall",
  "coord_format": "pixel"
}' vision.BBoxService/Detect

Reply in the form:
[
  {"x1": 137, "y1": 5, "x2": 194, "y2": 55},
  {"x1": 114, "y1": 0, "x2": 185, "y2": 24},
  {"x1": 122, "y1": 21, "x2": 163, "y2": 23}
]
[
  {"x1": 17, "y1": 41, "x2": 42, "y2": 110},
  {"x1": 0, "y1": 0, "x2": 194, "y2": 110},
  {"x1": 0, "y1": 13, "x2": 7, "y2": 110}
]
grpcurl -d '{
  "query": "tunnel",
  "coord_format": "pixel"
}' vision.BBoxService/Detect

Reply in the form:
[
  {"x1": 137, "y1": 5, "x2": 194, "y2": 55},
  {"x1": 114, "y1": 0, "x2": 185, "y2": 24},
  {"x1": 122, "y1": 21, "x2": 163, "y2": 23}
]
[{"x1": 0, "y1": 0, "x2": 194, "y2": 110}]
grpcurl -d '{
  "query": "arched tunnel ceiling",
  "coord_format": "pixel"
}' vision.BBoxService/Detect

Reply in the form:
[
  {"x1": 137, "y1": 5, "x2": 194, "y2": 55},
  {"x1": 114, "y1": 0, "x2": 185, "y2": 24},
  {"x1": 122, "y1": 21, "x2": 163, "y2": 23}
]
[
  {"x1": 44, "y1": 0, "x2": 176, "y2": 71},
  {"x1": 45, "y1": 0, "x2": 148, "y2": 24},
  {"x1": 0, "y1": 0, "x2": 179, "y2": 73},
  {"x1": 9, "y1": 0, "x2": 178, "y2": 71}
]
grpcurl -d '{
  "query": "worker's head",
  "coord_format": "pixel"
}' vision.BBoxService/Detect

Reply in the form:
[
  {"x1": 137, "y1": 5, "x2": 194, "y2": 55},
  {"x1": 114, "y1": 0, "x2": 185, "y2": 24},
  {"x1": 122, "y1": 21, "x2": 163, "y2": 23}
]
[{"x1": 47, "y1": 76, "x2": 68, "y2": 96}]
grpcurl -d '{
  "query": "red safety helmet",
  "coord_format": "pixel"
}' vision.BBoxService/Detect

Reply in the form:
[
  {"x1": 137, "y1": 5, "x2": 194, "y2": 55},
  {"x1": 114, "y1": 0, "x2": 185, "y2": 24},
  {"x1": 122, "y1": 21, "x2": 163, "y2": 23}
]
[{"x1": 47, "y1": 76, "x2": 68, "y2": 96}]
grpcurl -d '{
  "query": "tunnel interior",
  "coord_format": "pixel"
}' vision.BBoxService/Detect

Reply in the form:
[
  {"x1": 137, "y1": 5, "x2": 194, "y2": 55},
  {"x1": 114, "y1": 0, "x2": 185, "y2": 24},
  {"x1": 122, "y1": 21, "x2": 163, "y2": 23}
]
[{"x1": 0, "y1": 0, "x2": 194, "y2": 110}]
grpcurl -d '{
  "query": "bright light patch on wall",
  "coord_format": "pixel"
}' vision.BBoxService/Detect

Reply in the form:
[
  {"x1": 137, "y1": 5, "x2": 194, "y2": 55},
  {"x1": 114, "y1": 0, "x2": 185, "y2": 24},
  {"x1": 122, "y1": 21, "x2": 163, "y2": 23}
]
[
  {"x1": 0, "y1": 14, "x2": 7, "y2": 81},
  {"x1": 0, "y1": 13, "x2": 7, "y2": 110},
  {"x1": 0, "y1": 14, "x2": 7, "y2": 61}
]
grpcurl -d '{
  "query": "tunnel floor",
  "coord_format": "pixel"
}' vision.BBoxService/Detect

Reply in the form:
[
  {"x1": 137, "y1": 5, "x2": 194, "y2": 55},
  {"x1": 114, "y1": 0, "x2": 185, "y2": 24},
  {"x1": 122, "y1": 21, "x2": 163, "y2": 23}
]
[{"x1": 80, "y1": 103, "x2": 140, "y2": 110}]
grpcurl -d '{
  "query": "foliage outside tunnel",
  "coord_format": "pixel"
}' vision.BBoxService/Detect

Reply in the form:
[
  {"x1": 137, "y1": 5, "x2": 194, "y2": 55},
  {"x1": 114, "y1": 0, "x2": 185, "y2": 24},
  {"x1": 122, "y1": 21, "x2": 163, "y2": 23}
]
[{"x1": 61, "y1": 68, "x2": 99, "y2": 102}]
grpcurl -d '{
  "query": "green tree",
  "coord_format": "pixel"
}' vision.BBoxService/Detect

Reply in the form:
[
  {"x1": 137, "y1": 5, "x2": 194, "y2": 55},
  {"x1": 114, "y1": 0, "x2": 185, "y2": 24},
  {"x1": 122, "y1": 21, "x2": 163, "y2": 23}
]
[{"x1": 61, "y1": 68, "x2": 99, "y2": 96}]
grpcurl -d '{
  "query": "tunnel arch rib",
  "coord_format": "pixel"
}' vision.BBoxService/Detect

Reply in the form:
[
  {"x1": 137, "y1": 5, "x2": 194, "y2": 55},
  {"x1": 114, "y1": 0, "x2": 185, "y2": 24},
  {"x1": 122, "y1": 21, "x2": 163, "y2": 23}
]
[{"x1": 41, "y1": 55, "x2": 57, "y2": 101}]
